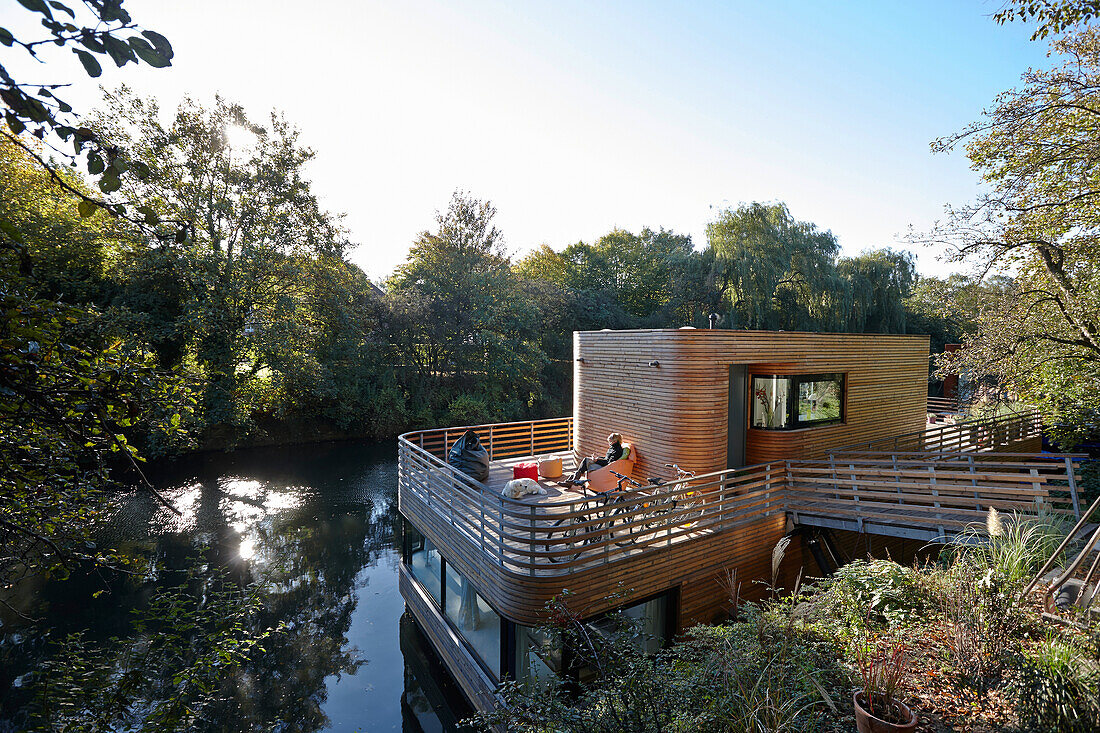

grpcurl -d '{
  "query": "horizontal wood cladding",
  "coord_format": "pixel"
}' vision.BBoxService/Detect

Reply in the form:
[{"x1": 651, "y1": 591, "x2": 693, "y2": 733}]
[
  {"x1": 401, "y1": 483, "x2": 789, "y2": 628},
  {"x1": 574, "y1": 329, "x2": 929, "y2": 478}
]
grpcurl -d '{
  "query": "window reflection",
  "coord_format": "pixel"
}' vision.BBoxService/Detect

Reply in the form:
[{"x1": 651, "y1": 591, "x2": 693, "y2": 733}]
[
  {"x1": 752, "y1": 376, "x2": 791, "y2": 428},
  {"x1": 515, "y1": 625, "x2": 561, "y2": 689},
  {"x1": 444, "y1": 565, "x2": 501, "y2": 678},
  {"x1": 752, "y1": 373, "x2": 844, "y2": 429},
  {"x1": 405, "y1": 523, "x2": 442, "y2": 605}
]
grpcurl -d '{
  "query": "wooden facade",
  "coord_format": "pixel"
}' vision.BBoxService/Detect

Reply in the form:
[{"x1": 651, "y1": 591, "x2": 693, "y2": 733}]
[
  {"x1": 573, "y1": 329, "x2": 930, "y2": 475},
  {"x1": 397, "y1": 328, "x2": 1066, "y2": 715}
]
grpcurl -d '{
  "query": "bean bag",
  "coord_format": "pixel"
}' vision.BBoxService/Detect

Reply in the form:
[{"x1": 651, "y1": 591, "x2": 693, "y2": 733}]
[{"x1": 447, "y1": 430, "x2": 490, "y2": 482}]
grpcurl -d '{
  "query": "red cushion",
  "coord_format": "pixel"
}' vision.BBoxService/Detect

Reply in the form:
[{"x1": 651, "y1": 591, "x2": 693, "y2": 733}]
[{"x1": 513, "y1": 462, "x2": 538, "y2": 481}]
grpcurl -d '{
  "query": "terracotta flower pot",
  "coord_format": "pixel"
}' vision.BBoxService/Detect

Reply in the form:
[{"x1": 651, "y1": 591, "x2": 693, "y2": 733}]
[{"x1": 853, "y1": 692, "x2": 917, "y2": 733}]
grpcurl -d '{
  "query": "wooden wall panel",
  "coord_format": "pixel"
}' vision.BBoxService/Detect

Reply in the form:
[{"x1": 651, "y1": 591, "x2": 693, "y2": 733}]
[
  {"x1": 402, "y1": 483, "x2": 791, "y2": 629},
  {"x1": 574, "y1": 330, "x2": 930, "y2": 479}
]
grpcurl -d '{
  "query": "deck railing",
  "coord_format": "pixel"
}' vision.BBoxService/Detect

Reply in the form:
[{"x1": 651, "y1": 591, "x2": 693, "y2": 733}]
[
  {"x1": 833, "y1": 408, "x2": 1042, "y2": 454},
  {"x1": 926, "y1": 396, "x2": 960, "y2": 416},
  {"x1": 399, "y1": 414, "x2": 1082, "y2": 576},
  {"x1": 785, "y1": 452, "x2": 1084, "y2": 540},
  {"x1": 409, "y1": 417, "x2": 573, "y2": 462}
]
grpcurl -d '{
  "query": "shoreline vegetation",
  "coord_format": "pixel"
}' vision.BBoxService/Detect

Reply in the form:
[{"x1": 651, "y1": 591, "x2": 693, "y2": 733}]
[{"x1": 482, "y1": 511, "x2": 1100, "y2": 732}]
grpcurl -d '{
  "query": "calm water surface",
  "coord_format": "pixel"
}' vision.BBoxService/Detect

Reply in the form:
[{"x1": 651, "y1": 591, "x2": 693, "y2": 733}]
[{"x1": 0, "y1": 440, "x2": 472, "y2": 732}]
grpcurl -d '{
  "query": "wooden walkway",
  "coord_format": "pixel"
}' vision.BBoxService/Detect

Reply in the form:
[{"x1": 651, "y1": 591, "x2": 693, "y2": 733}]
[{"x1": 399, "y1": 413, "x2": 1081, "y2": 578}]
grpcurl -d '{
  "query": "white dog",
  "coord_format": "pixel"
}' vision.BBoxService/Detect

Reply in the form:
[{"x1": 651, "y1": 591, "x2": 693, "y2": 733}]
[{"x1": 502, "y1": 477, "x2": 546, "y2": 499}]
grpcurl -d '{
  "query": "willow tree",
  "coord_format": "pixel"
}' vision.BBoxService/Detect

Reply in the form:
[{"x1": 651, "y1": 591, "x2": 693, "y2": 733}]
[
  {"x1": 836, "y1": 249, "x2": 916, "y2": 333},
  {"x1": 928, "y1": 29, "x2": 1100, "y2": 444},
  {"x1": 706, "y1": 202, "x2": 846, "y2": 330}
]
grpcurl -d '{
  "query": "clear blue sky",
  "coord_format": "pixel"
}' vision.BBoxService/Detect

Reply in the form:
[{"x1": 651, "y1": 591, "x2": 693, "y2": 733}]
[{"x1": 1, "y1": 0, "x2": 1053, "y2": 279}]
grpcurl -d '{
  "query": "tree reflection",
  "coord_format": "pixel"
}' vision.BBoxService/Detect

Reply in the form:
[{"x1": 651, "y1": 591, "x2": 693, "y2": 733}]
[{"x1": 0, "y1": 440, "x2": 404, "y2": 732}]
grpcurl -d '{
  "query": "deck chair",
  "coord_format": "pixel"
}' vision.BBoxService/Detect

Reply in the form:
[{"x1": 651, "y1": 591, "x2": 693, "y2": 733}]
[{"x1": 586, "y1": 443, "x2": 637, "y2": 493}]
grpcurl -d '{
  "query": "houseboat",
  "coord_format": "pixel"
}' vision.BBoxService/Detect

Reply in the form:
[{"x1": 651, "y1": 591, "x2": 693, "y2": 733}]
[{"x1": 397, "y1": 328, "x2": 1061, "y2": 713}]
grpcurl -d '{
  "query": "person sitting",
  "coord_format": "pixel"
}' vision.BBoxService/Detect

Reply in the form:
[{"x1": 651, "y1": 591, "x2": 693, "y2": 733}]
[{"x1": 564, "y1": 433, "x2": 624, "y2": 487}]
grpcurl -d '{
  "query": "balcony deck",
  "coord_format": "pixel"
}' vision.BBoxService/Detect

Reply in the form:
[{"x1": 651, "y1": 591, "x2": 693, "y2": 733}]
[{"x1": 398, "y1": 412, "x2": 1079, "y2": 623}]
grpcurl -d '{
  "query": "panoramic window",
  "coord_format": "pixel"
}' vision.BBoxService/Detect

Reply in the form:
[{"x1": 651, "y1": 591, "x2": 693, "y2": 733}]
[
  {"x1": 405, "y1": 524, "x2": 442, "y2": 605},
  {"x1": 444, "y1": 565, "x2": 502, "y2": 678},
  {"x1": 751, "y1": 374, "x2": 845, "y2": 429}
]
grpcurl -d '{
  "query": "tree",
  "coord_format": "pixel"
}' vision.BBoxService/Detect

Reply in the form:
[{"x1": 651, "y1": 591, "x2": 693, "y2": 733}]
[
  {"x1": 706, "y1": 202, "x2": 844, "y2": 330},
  {"x1": 836, "y1": 249, "x2": 916, "y2": 333},
  {"x1": 87, "y1": 88, "x2": 350, "y2": 438},
  {"x1": 927, "y1": 28, "x2": 1100, "y2": 443},
  {"x1": 994, "y1": 0, "x2": 1100, "y2": 40},
  {"x1": 0, "y1": 135, "x2": 193, "y2": 611},
  {"x1": 516, "y1": 227, "x2": 697, "y2": 321},
  {"x1": 0, "y1": 0, "x2": 173, "y2": 227},
  {"x1": 387, "y1": 191, "x2": 547, "y2": 424}
]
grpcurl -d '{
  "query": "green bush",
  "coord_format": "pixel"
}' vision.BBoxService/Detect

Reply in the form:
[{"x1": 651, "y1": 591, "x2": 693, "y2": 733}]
[
  {"x1": 1012, "y1": 636, "x2": 1100, "y2": 732},
  {"x1": 808, "y1": 560, "x2": 929, "y2": 628},
  {"x1": 945, "y1": 508, "x2": 1072, "y2": 591}
]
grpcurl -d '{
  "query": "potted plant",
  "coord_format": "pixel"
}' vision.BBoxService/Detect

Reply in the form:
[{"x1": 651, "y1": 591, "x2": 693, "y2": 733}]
[{"x1": 853, "y1": 639, "x2": 917, "y2": 733}]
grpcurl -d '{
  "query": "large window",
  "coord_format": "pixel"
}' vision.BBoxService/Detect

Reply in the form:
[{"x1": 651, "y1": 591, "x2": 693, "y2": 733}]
[
  {"x1": 444, "y1": 565, "x2": 502, "y2": 678},
  {"x1": 751, "y1": 373, "x2": 845, "y2": 429},
  {"x1": 402, "y1": 517, "x2": 502, "y2": 679},
  {"x1": 405, "y1": 523, "x2": 442, "y2": 605},
  {"x1": 515, "y1": 624, "x2": 562, "y2": 689}
]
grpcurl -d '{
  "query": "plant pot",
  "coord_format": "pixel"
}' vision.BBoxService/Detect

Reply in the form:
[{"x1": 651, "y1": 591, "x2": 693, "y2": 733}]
[{"x1": 853, "y1": 692, "x2": 917, "y2": 733}]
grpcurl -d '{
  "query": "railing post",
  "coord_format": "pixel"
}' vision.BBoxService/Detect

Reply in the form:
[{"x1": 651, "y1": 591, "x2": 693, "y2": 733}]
[
  {"x1": 1030, "y1": 467, "x2": 1043, "y2": 512},
  {"x1": 1066, "y1": 456, "x2": 1082, "y2": 520},
  {"x1": 968, "y1": 454, "x2": 980, "y2": 513},
  {"x1": 828, "y1": 454, "x2": 839, "y2": 497},
  {"x1": 489, "y1": 425, "x2": 494, "y2": 460},
  {"x1": 928, "y1": 465, "x2": 944, "y2": 538},
  {"x1": 530, "y1": 422, "x2": 535, "y2": 457},
  {"x1": 529, "y1": 505, "x2": 537, "y2": 576}
]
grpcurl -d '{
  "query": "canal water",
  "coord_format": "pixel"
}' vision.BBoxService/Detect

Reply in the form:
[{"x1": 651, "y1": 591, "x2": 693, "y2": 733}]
[{"x1": 0, "y1": 440, "x2": 473, "y2": 732}]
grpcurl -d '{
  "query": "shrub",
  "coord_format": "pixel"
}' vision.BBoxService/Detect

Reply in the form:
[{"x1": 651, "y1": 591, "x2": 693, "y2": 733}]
[
  {"x1": 807, "y1": 560, "x2": 929, "y2": 628},
  {"x1": 944, "y1": 508, "x2": 1071, "y2": 591},
  {"x1": 937, "y1": 560, "x2": 1024, "y2": 695},
  {"x1": 1012, "y1": 635, "x2": 1100, "y2": 732}
]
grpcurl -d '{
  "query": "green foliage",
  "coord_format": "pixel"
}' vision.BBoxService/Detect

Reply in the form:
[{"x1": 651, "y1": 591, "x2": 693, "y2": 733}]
[
  {"x1": 935, "y1": 511, "x2": 1071, "y2": 695},
  {"x1": 386, "y1": 191, "x2": 549, "y2": 426},
  {"x1": 930, "y1": 29, "x2": 1100, "y2": 444},
  {"x1": 945, "y1": 508, "x2": 1071, "y2": 590},
  {"x1": 707, "y1": 202, "x2": 916, "y2": 333},
  {"x1": 994, "y1": 0, "x2": 1100, "y2": 40},
  {"x1": 487, "y1": 595, "x2": 842, "y2": 733},
  {"x1": 23, "y1": 566, "x2": 280, "y2": 732},
  {"x1": 517, "y1": 227, "x2": 710, "y2": 323},
  {"x1": 1012, "y1": 634, "x2": 1100, "y2": 732},
  {"x1": 807, "y1": 559, "x2": 930, "y2": 628},
  {"x1": 0, "y1": 0, "x2": 173, "y2": 223},
  {"x1": 0, "y1": 276, "x2": 191, "y2": 592}
]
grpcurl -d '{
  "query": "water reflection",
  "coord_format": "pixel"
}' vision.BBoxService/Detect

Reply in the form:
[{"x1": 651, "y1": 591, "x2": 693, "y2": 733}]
[{"x1": 0, "y1": 440, "x2": 471, "y2": 731}]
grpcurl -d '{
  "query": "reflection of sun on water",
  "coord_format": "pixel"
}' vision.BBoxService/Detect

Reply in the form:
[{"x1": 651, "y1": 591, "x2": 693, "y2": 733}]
[{"x1": 214, "y1": 479, "x2": 303, "y2": 563}]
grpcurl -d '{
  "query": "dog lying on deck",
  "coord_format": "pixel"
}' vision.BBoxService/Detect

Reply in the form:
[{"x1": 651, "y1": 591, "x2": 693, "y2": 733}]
[{"x1": 502, "y1": 477, "x2": 546, "y2": 499}]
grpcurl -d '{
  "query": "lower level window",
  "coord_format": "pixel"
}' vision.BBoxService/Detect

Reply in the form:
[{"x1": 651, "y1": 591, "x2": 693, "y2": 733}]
[
  {"x1": 515, "y1": 624, "x2": 561, "y2": 689},
  {"x1": 444, "y1": 566, "x2": 502, "y2": 678}
]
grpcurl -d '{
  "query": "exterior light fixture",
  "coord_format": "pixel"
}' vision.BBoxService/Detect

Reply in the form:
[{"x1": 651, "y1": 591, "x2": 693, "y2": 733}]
[{"x1": 649, "y1": 360, "x2": 660, "y2": 367}]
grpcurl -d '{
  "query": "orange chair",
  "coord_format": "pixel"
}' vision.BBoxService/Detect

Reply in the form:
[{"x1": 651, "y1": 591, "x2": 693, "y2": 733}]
[{"x1": 585, "y1": 443, "x2": 637, "y2": 493}]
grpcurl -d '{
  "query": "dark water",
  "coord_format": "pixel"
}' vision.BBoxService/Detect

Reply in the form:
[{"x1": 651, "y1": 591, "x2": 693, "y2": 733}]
[{"x1": 0, "y1": 440, "x2": 472, "y2": 731}]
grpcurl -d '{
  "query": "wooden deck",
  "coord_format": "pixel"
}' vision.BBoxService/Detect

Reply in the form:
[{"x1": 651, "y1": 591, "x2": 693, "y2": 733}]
[{"x1": 398, "y1": 412, "x2": 1075, "y2": 624}]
